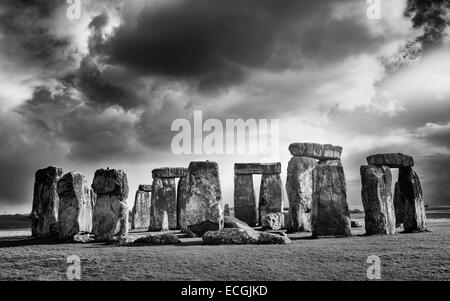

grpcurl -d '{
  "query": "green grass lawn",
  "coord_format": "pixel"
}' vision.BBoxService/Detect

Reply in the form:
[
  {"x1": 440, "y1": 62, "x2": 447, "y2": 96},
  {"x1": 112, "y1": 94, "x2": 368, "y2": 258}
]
[{"x1": 0, "y1": 216, "x2": 449, "y2": 281}]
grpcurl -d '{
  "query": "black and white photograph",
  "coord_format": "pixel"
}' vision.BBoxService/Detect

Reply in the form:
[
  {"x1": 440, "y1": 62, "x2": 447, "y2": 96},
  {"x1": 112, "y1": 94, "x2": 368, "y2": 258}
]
[{"x1": 0, "y1": 0, "x2": 449, "y2": 289}]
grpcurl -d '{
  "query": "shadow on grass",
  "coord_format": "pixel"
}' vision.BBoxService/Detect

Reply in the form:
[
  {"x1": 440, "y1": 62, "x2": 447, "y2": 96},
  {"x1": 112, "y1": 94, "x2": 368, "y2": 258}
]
[{"x1": 0, "y1": 236, "x2": 64, "y2": 248}]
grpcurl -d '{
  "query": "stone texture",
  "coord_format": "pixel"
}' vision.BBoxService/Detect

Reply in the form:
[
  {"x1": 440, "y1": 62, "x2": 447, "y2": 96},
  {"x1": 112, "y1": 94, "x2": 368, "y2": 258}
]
[
  {"x1": 224, "y1": 204, "x2": 231, "y2": 217},
  {"x1": 399, "y1": 167, "x2": 427, "y2": 232},
  {"x1": 224, "y1": 216, "x2": 254, "y2": 232},
  {"x1": 289, "y1": 143, "x2": 342, "y2": 160},
  {"x1": 91, "y1": 169, "x2": 129, "y2": 241},
  {"x1": 131, "y1": 189, "x2": 151, "y2": 229},
  {"x1": 318, "y1": 159, "x2": 342, "y2": 166},
  {"x1": 177, "y1": 176, "x2": 187, "y2": 230},
  {"x1": 261, "y1": 213, "x2": 285, "y2": 230},
  {"x1": 360, "y1": 166, "x2": 396, "y2": 235},
  {"x1": 91, "y1": 168, "x2": 129, "y2": 198},
  {"x1": 234, "y1": 163, "x2": 281, "y2": 175},
  {"x1": 351, "y1": 220, "x2": 363, "y2": 228},
  {"x1": 311, "y1": 164, "x2": 351, "y2": 237},
  {"x1": 259, "y1": 174, "x2": 283, "y2": 225},
  {"x1": 393, "y1": 182, "x2": 404, "y2": 227},
  {"x1": 73, "y1": 233, "x2": 94, "y2": 243},
  {"x1": 133, "y1": 233, "x2": 181, "y2": 245},
  {"x1": 367, "y1": 153, "x2": 414, "y2": 168},
  {"x1": 185, "y1": 161, "x2": 224, "y2": 236},
  {"x1": 187, "y1": 220, "x2": 220, "y2": 237},
  {"x1": 57, "y1": 172, "x2": 94, "y2": 240},
  {"x1": 234, "y1": 174, "x2": 257, "y2": 226},
  {"x1": 286, "y1": 156, "x2": 317, "y2": 232},
  {"x1": 203, "y1": 228, "x2": 291, "y2": 245},
  {"x1": 139, "y1": 184, "x2": 152, "y2": 192},
  {"x1": 31, "y1": 166, "x2": 63, "y2": 238},
  {"x1": 149, "y1": 178, "x2": 177, "y2": 231},
  {"x1": 161, "y1": 211, "x2": 169, "y2": 232},
  {"x1": 152, "y1": 167, "x2": 187, "y2": 178}
]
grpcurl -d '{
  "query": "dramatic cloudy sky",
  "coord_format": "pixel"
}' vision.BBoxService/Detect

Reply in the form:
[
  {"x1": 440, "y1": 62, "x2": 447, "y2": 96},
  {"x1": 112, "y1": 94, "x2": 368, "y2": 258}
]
[{"x1": 0, "y1": 0, "x2": 449, "y2": 213}]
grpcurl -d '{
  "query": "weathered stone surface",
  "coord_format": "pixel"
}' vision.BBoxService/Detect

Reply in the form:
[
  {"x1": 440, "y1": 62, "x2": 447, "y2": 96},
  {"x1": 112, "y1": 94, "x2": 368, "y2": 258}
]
[
  {"x1": 57, "y1": 172, "x2": 94, "y2": 240},
  {"x1": 399, "y1": 167, "x2": 427, "y2": 232},
  {"x1": 351, "y1": 220, "x2": 363, "y2": 228},
  {"x1": 91, "y1": 169, "x2": 129, "y2": 199},
  {"x1": 234, "y1": 163, "x2": 281, "y2": 175},
  {"x1": 149, "y1": 178, "x2": 177, "y2": 231},
  {"x1": 92, "y1": 194, "x2": 128, "y2": 241},
  {"x1": 311, "y1": 165, "x2": 351, "y2": 237},
  {"x1": 224, "y1": 216, "x2": 254, "y2": 232},
  {"x1": 185, "y1": 161, "x2": 224, "y2": 235},
  {"x1": 139, "y1": 184, "x2": 152, "y2": 192},
  {"x1": 393, "y1": 182, "x2": 404, "y2": 227},
  {"x1": 360, "y1": 166, "x2": 396, "y2": 235},
  {"x1": 203, "y1": 228, "x2": 291, "y2": 245},
  {"x1": 131, "y1": 189, "x2": 151, "y2": 229},
  {"x1": 133, "y1": 233, "x2": 181, "y2": 245},
  {"x1": 177, "y1": 176, "x2": 187, "y2": 230},
  {"x1": 286, "y1": 156, "x2": 317, "y2": 233},
  {"x1": 73, "y1": 233, "x2": 94, "y2": 243},
  {"x1": 224, "y1": 204, "x2": 231, "y2": 217},
  {"x1": 161, "y1": 211, "x2": 169, "y2": 232},
  {"x1": 31, "y1": 166, "x2": 63, "y2": 238},
  {"x1": 318, "y1": 159, "x2": 342, "y2": 166},
  {"x1": 234, "y1": 174, "x2": 257, "y2": 226},
  {"x1": 261, "y1": 213, "x2": 285, "y2": 230},
  {"x1": 152, "y1": 167, "x2": 187, "y2": 178},
  {"x1": 289, "y1": 143, "x2": 342, "y2": 160},
  {"x1": 259, "y1": 174, "x2": 283, "y2": 224},
  {"x1": 367, "y1": 153, "x2": 414, "y2": 168}
]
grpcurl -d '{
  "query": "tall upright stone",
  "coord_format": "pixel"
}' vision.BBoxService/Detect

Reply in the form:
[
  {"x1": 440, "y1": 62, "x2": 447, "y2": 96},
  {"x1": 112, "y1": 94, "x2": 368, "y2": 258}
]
[
  {"x1": 149, "y1": 177, "x2": 177, "y2": 231},
  {"x1": 393, "y1": 182, "x2": 404, "y2": 227},
  {"x1": 360, "y1": 166, "x2": 396, "y2": 235},
  {"x1": 177, "y1": 176, "x2": 188, "y2": 230},
  {"x1": 399, "y1": 167, "x2": 427, "y2": 232},
  {"x1": 286, "y1": 156, "x2": 317, "y2": 232},
  {"x1": 234, "y1": 174, "x2": 257, "y2": 226},
  {"x1": 91, "y1": 169, "x2": 129, "y2": 241},
  {"x1": 224, "y1": 204, "x2": 231, "y2": 217},
  {"x1": 259, "y1": 174, "x2": 283, "y2": 224},
  {"x1": 185, "y1": 161, "x2": 224, "y2": 236},
  {"x1": 131, "y1": 186, "x2": 151, "y2": 229},
  {"x1": 57, "y1": 172, "x2": 94, "y2": 240},
  {"x1": 311, "y1": 164, "x2": 351, "y2": 237},
  {"x1": 31, "y1": 166, "x2": 63, "y2": 238}
]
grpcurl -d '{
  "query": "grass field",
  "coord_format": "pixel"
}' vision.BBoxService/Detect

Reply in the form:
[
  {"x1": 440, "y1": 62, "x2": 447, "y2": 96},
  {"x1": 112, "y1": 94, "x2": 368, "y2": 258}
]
[{"x1": 0, "y1": 210, "x2": 449, "y2": 281}]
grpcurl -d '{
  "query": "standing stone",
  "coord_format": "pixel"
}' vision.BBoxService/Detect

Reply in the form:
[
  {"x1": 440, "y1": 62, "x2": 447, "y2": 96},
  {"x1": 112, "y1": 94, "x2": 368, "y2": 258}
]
[
  {"x1": 259, "y1": 174, "x2": 283, "y2": 225},
  {"x1": 399, "y1": 167, "x2": 427, "y2": 232},
  {"x1": 91, "y1": 169, "x2": 129, "y2": 241},
  {"x1": 224, "y1": 204, "x2": 231, "y2": 217},
  {"x1": 360, "y1": 166, "x2": 396, "y2": 235},
  {"x1": 185, "y1": 161, "x2": 224, "y2": 236},
  {"x1": 234, "y1": 174, "x2": 257, "y2": 226},
  {"x1": 261, "y1": 213, "x2": 285, "y2": 230},
  {"x1": 149, "y1": 177, "x2": 177, "y2": 231},
  {"x1": 31, "y1": 166, "x2": 63, "y2": 238},
  {"x1": 311, "y1": 164, "x2": 351, "y2": 237},
  {"x1": 393, "y1": 182, "x2": 404, "y2": 227},
  {"x1": 131, "y1": 188, "x2": 151, "y2": 229},
  {"x1": 57, "y1": 172, "x2": 94, "y2": 240},
  {"x1": 161, "y1": 211, "x2": 169, "y2": 232},
  {"x1": 286, "y1": 157, "x2": 317, "y2": 232},
  {"x1": 177, "y1": 176, "x2": 187, "y2": 230}
]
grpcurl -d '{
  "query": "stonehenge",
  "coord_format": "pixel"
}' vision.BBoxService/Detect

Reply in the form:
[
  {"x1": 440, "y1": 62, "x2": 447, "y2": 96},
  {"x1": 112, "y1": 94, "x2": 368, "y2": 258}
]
[
  {"x1": 360, "y1": 153, "x2": 427, "y2": 234},
  {"x1": 233, "y1": 163, "x2": 283, "y2": 226},
  {"x1": 131, "y1": 184, "x2": 151, "y2": 229},
  {"x1": 149, "y1": 167, "x2": 187, "y2": 231},
  {"x1": 31, "y1": 166, "x2": 63, "y2": 238},
  {"x1": 57, "y1": 172, "x2": 95, "y2": 240},
  {"x1": 91, "y1": 168, "x2": 129, "y2": 241}
]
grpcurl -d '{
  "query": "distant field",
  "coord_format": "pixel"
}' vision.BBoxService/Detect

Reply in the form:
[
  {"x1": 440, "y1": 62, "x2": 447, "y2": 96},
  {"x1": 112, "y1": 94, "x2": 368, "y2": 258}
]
[{"x1": 0, "y1": 210, "x2": 449, "y2": 281}]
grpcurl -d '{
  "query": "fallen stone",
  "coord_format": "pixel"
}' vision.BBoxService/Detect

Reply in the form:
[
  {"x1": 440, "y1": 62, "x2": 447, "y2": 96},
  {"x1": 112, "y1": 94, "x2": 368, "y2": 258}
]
[
  {"x1": 258, "y1": 232, "x2": 292, "y2": 244},
  {"x1": 265, "y1": 230, "x2": 288, "y2": 237},
  {"x1": 393, "y1": 182, "x2": 404, "y2": 227},
  {"x1": 131, "y1": 189, "x2": 151, "y2": 229},
  {"x1": 259, "y1": 174, "x2": 283, "y2": 224},
  {"x1": 149, "y1": 177, "x2": 177, "y2": 231},
  {"x1": 185, "y1": 161, "x2": 224, "y2": 235},
  {"x1": 73, "y1": 233, "x2": 94, "y2": 243},
  {"x1": 234, "y1": 174, "x2": 257, "y2": 226},
  {"x1": 366, "y1": 153, "x2": 414, "y2": 168},
  {"x1": 152, "y1": 167, "x2": 187, "y2": 179},
  {"x1": 286, "y1": 156, "x2": 317, "y2": 232},
  {"x1": 224, "y1": 216, "x2": 254, "y2": 232},
  {"x1": 360, "y1": 165, "x2": 396, "y2": 235},
  {"x1": 202, "y1": 228, "x2": 291, "y2": 245},
  {"x1": 351, "y1": 220, "x2": 363, "y2": 228},
  {"x1": 57, "y1": 172, "x2": 94, "y2": 240},
  {"x1": 177, "y1": 176, "x2": 188, "y2": 230},
  {"x1": 91, "y1": 168, "x2": 129, "y2": 198},
  {"x1": 234, "y1": 163, "x2": 281, "y2": 175},
  {"x1": 133, "y1": 233, "x2": 181, "y2": 245},
  {"x1": 31, "y1": 166, "x2": 63, "y2": 238},
  {"x1": 311, "y1": 165, "x2": 351, "y2": 237},
  {"x1": 399, "y1": 167, "x2": 427, "y2": 232},
  {"x1": 289, "y1": 143, "x2": 342, "y2": 160},
  {"x1": 187, "y1": 220, "x2": 220, "y2": 237},
  {"x1": 261, "y1": 213, "x2": 285, "y2": 230},
  {"x1": 224, "y1": 204, "x2": 231, "y2": 217},
  {"x1": 108, "y1": 235, "x2": 136, "y2": 245},
  {"x1": 138, "y1": 184, "x2": 152, "y2": 192}
]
